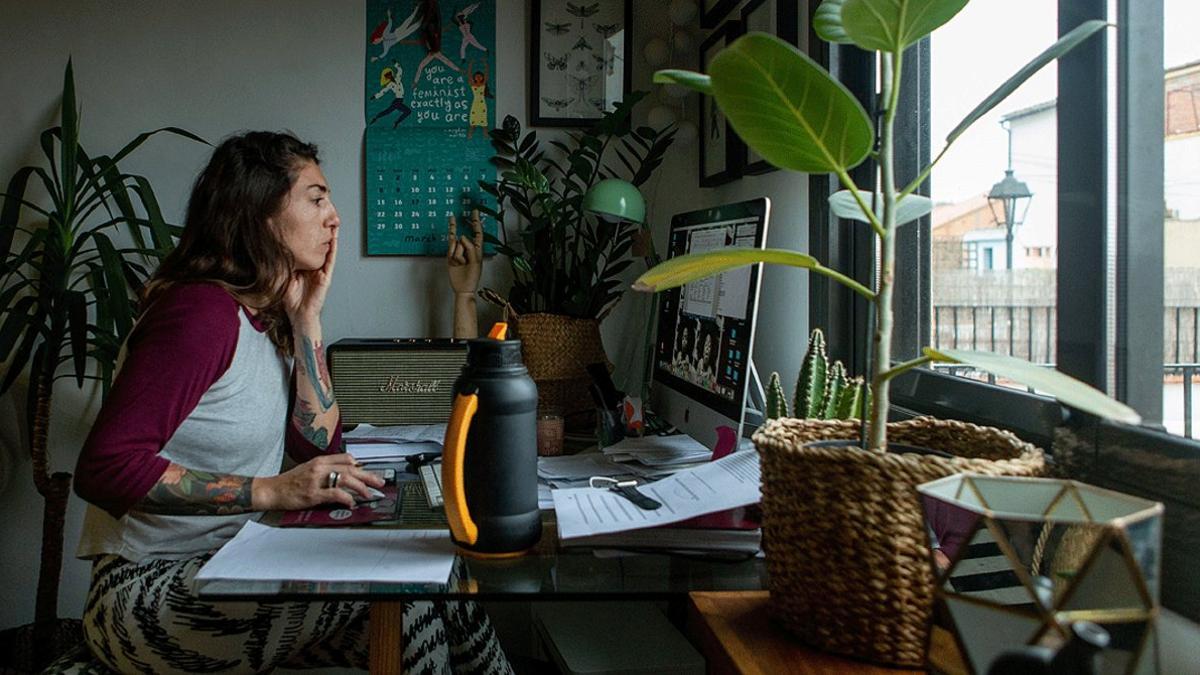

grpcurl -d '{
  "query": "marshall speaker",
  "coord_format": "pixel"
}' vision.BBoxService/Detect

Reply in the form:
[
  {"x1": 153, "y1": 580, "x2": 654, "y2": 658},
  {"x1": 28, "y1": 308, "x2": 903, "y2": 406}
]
[{"x1": 327, "y1": 338, "x2": 468, "y2": 425}]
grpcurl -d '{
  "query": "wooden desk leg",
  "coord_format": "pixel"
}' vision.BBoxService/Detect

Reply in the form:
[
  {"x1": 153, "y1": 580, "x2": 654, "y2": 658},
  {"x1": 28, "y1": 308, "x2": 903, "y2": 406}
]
[{"x1": 369, "y1": 601, "x2": 404, "y2": 675}]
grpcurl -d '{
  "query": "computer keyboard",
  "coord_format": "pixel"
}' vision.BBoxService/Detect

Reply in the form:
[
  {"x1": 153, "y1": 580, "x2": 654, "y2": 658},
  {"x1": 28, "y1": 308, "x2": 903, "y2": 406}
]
[{"x1": 419, "y1": 462, "x2": 444, "y2": 509}]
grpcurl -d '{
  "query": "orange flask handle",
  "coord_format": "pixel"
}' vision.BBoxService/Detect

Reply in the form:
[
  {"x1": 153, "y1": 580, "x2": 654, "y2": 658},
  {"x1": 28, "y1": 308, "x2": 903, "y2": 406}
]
[{"x1": 443, "y1": 391, "x2": 480, "y2": 545}]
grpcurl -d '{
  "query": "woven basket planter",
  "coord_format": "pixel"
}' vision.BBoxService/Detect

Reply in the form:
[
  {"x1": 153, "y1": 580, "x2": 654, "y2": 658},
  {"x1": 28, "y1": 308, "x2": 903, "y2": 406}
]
[
  {"x1": 753, "y1": 416, "x2": 1046, "y2": 667},
  {"x1": 510, "y1": 313, "x2": 611, "y2": 428}
]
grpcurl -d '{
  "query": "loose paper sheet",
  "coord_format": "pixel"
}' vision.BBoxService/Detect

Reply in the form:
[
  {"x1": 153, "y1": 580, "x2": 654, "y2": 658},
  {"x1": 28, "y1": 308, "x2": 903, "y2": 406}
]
[
  {"x1": 196, "y1": 521, "x2": 455, "y2": 584},
  {"x1": 552, "y1": 450, "x2": 761, "y2": 540},
  {"x1": 345, "y1": 423, "x2": 447, "y2": 444}
]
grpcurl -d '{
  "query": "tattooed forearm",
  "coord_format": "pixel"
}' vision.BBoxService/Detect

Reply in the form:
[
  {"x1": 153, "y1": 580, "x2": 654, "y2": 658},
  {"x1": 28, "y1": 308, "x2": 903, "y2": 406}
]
[
  {"x1": 299, "y1": 336, "x2": 336, "y2": 411},
  {"x1": 134, "y1": 462, "x2": 254, "y2": 515},
  {"x1": 292, "y1": 398, "x2": 330, "y2": 448}
]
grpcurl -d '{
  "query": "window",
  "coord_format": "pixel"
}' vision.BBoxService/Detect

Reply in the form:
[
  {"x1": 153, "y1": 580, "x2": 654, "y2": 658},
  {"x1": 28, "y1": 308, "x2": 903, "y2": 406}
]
[
  {"x1": 1162, "y1": 0, "x2": 1200, "y2": 438},
  {"x1": 929, "y1": 0, "x2": 1059, "y2": 388},
  {"x1": 807, "y1": 0, "x2": 1200, "y2": 621}
]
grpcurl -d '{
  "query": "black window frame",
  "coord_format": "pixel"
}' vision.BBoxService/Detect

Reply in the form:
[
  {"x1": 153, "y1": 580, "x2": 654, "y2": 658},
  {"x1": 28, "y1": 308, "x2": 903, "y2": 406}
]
[{"x1": 806, "y1": 0, "x2": 1200, "y2": 621}]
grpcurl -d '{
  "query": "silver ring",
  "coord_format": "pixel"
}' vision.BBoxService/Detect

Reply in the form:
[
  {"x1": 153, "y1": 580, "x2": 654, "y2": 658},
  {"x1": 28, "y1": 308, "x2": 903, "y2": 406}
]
[{"x1": 327, "y1": 471, "x2": 340, "y2": 489}]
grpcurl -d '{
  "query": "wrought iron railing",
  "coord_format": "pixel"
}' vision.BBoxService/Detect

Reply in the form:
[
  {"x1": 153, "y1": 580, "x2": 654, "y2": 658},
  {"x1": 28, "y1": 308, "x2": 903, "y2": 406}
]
[{"x1": 931, "y1": 305, "x2": 1200, "y2": 439}]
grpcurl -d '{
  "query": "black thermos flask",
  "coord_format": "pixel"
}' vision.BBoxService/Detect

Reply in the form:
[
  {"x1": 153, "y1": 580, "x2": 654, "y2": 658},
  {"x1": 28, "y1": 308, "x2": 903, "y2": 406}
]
[{"x1": 442, "y1": 323, "x2": 541, "y2": 557}]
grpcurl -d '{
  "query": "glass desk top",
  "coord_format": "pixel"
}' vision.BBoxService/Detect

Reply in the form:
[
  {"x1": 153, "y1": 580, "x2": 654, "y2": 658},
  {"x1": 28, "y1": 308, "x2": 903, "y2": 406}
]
[{"x1": 197, "y1": 482, "x2": 766, "y2": 602}]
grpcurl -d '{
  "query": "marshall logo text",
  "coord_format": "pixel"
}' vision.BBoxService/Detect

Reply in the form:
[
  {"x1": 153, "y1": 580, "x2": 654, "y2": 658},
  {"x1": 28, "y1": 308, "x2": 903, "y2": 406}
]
[{"x1": 379, "y1": 377, "x2": 443, "y2": 394}]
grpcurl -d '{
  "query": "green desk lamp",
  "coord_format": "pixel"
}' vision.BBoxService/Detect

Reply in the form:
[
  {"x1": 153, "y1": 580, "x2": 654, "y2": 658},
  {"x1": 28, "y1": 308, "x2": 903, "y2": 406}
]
[{"x1": 583, "y1": 178, "x2": 645, "y2": 223}]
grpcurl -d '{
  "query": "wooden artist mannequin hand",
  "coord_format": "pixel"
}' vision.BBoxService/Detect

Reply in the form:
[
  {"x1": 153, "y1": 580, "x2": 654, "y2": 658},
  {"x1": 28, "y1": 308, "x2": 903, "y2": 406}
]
[{"x1": 447, "y1": 210, "x2": 483, "y2": 338}]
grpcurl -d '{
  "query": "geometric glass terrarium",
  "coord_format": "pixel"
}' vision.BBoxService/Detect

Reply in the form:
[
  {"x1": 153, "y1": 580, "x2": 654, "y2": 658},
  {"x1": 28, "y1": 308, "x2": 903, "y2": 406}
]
[{"x1": 918, "y1": 474, "x2": 1163, "y2": 675}]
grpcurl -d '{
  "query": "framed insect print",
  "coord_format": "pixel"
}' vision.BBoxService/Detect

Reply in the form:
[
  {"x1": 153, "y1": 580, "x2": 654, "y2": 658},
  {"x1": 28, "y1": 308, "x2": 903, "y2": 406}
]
[
  {"x1": 530, "y1": 0, "x2": 632, "y2": 126},
  {"x1": 700, "y1": 0, "x2": 740, "y2": 29},
  {"x1": 699, "y1": 21, "x2": 745, "y2": 187},
  {"x1": 740, "y1": 0, "x2": 800, "y2": 174}
]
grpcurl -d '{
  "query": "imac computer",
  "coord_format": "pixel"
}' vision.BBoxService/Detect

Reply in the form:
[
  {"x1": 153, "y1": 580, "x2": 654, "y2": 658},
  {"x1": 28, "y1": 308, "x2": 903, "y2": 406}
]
[{"x1": 651, "y1": 198, "x2": 770, "y2": 450}]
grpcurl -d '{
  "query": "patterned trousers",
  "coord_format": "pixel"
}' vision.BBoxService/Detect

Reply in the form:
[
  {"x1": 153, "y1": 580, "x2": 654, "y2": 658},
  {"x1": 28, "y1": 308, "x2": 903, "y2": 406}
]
[{"x1": 81, "y1": 554, "x2": 514, "y2": 675}]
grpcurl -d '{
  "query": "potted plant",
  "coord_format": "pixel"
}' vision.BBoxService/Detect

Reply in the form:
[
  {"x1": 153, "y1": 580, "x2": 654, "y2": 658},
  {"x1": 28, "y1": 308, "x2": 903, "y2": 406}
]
[
  {"x1": 478, "y1": 93, "x2": 675, "y2": 424},
  {"x1": 636, "y1": 1, "x2": 1135, "y2": 666},
  {"x1": 0, "y1": 59, "x2": 203, "y2": 670}
]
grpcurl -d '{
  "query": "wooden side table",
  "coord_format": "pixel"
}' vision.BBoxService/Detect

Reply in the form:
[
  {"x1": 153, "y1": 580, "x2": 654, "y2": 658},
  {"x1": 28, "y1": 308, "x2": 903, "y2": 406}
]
[{"x1": 687, "y1": 592, "x2": 968, "y2": 675}]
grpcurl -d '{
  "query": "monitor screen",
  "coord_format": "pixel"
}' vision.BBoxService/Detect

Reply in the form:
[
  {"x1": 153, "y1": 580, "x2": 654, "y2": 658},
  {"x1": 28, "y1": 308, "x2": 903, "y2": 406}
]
[{"x1": 652, "y1": 198, "x2": 769, "y2": 447}]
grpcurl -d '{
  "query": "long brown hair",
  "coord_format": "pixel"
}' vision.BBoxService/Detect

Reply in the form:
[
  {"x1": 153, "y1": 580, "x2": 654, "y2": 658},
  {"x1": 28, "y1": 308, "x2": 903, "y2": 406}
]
[{"x1": 143, "y1": 131, "x2": 319, "y2": 352}]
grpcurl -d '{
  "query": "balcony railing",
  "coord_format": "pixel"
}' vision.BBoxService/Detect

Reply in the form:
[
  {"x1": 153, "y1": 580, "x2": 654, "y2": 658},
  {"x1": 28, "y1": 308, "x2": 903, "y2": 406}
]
[{"x1": 931, "y1": 305, "x2": 1200, "y2": 439}]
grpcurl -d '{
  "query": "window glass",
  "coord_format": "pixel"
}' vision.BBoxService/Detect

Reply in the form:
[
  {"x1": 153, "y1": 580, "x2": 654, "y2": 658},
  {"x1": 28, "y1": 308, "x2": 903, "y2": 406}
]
[
  {"x1": 1163, "y1": 0, "x2": 1200, "y2": 438},
  {"x1": 929, "y1": 1, "x2": 1058, "y2": 387}
]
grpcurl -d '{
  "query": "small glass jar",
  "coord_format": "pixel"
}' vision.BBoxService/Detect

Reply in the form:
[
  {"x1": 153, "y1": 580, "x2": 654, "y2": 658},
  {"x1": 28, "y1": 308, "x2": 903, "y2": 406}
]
[{"x1": 536, "y1": 411, "x2": 565, "y2": 457}]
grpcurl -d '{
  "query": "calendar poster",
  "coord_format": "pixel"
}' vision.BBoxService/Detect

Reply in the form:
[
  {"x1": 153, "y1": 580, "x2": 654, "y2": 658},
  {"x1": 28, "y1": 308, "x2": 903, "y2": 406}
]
[{"x1": 364, "y1": 0, "x2": 498, "y2": 255}]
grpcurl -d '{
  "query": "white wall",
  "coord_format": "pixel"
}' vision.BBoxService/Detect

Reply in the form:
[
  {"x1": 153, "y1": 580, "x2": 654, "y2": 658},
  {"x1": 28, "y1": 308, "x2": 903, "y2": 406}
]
[
  {"x1": 0, "y1": 0, "x2": 809, "y2": 630},
  {"x1": 607, "y1": 4, "x2": 810, "y2": 406}
]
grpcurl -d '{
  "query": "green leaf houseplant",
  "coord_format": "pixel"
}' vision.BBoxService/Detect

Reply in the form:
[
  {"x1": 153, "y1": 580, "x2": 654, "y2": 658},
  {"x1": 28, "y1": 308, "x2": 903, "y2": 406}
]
[
  {"x1": 0, "y1": 59, "x2": 203, "y2": 669},
  {"x1": 635, "y1": 1, "x2": 1135, "y2": 666},
  {"x1": 479, "y1": 92, "x2": 675, "y2": 424}
]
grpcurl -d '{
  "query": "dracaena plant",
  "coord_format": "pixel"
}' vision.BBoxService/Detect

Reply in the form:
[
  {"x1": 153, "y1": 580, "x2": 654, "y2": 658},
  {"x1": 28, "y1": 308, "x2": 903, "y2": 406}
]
[
  {"x1": 0, "y1": 58, "x2": 203, "y2": 662},
  {"x1": 479, "y1": 91, "x2": 675, "y2": 320},
  {"x1": 636, "y1": 1, "x2": 1139, "y2": 451}
]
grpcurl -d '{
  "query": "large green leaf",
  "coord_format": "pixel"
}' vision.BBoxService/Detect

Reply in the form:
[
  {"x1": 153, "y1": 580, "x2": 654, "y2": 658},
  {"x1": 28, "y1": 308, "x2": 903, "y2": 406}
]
[
  {"x1": 0, "y1": 296, "x2": 37, "y2": 362},
  {"x1": 829, "y1": 190, "x2": 933, "y2": 227},
  {"x1": 946, "y1": 20, "x2": 1107, "y2": 145},
  {"x1": 1, "y1": 167, "x2": 38, "y2": 259},
  {"x1": 814, "y1": 0, "x2": 852, "y2": 44},
  {"x1": 61, "y1": 60, "x2": 80, "y2": 224},
  {"x1": 128, "y1": 175, "x2": 173, "y2": 257},
  {"x1": 0, "y1": 303, "x2": 44, "y2": 395},
  {"x1": 925, "y1": 347, "x2": 1141, "y2": 425},
  {"x1": 92, "y1": 232, "x2": 134, "y2": 338},
  {"x1": 652, "y1": 69, "x2": 713, "y2": 96},
  {"x1": 841, "y1": 0, "x2": 969, "y2": 53},
  {"x1": 708, "y1": 33, "x2": 873, "y2": 174},
  {"x1": 89, "y1": 155, "x2": 145, "y2": 251},
  {"x1": 633, "y1": 247, "x2": 874, "y2": 300}
]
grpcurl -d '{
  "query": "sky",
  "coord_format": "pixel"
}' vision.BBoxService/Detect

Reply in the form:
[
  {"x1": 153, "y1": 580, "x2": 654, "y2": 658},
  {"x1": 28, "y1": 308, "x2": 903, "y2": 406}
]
[{"x1": 929, "y1": 0, "x2": 1200, "y2": 205}]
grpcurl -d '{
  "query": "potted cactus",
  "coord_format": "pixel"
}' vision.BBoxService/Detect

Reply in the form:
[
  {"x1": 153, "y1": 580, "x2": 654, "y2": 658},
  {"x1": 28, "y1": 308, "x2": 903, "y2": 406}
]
[
  {"x1": 765, "y1": 329, "x2": 865, "y2": 422},
  {"x1": 634, "y1": 1, "x2": 1137, "y2": 666}
]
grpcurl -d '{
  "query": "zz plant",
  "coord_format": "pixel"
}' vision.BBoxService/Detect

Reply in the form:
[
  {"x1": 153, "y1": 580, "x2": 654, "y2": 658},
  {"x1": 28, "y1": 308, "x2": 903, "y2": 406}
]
[
  {"x1": 0, "y1": 59, "x2": 203, "y2": 665},
  {"x1": 636, "y1": 1, "x2": 1139, "y2": 450},
  {"x1": 479, "y1": 92, "x2": 675, "y2": 320}
]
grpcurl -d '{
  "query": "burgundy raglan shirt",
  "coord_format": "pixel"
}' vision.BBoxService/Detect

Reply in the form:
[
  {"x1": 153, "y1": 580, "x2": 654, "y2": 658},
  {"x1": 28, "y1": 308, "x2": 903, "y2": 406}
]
[{"x1": 74, "y1": 283, "x2": 342, "y2": 561}]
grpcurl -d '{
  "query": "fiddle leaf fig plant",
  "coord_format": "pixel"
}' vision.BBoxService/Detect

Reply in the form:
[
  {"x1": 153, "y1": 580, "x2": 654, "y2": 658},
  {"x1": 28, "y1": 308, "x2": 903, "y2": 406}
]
[{"x1": 635, "y1": 1, "x2": 1136, "y2": 451}]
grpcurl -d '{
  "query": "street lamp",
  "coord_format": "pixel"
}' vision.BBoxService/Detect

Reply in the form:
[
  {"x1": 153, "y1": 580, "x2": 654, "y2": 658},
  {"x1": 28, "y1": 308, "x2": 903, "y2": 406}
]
[{"x1": 987, "y1": 124, "x2": 1033, "y2": 270}]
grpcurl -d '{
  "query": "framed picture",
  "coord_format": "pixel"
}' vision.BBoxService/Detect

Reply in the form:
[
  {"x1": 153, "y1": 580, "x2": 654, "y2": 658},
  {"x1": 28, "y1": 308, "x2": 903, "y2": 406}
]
[
  {"x1": 530, "y1": 0, "x2": 633, "y2": 127},
  {"x1": 700, "y1": 0, "x2": 741, "y2": 29},
  {"x1": 740, "y1": 0, "x2": 801, "y2": 174},
  {"x1": 699, "y1": 21, "x2": 745, "y2": 187}
]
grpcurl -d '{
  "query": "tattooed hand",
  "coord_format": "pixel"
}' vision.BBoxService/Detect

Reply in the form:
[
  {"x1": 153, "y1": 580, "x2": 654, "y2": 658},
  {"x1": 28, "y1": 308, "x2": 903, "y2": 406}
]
[
  {"x1": 252, "y1": 453, "x2": 384, "y2": 511},
  {"x1": 285, "y1": 224, "x2": 338, "y2": 325}
]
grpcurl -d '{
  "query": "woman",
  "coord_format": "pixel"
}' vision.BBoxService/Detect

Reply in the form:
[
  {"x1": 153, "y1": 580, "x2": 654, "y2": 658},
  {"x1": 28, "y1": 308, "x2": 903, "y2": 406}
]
[
  {"x1": 411, "y1": 0, "x2": 461, "y2": 90},
  {"x1": 465, "y1": 59, "x2": 490, "y2": 139},
  {"x1": 73, "y1": 132, "x2": 512, "y2": 674}
]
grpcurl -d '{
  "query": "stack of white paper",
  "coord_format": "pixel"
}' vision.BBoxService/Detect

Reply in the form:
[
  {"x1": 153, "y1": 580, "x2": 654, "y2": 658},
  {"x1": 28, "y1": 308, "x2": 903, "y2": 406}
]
[
  {"x1": 344, "y1": 423, "x2": 447, "y2": 462},
  {"x1": 196, "y1": 521, "x2": 456, "y2": 584},
  {"x1": 345, "y1": 423, "x2": 447, "y2": 444},
  {"x1": 552, "y1": 450, "x2": 761, "y2": 540}
]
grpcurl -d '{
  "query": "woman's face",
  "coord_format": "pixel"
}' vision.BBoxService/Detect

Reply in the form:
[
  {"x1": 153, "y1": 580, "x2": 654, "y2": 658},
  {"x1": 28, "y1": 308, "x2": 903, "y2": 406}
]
[{"x1": 275, "y1": 162, "x2": 340, "y2": 272}]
